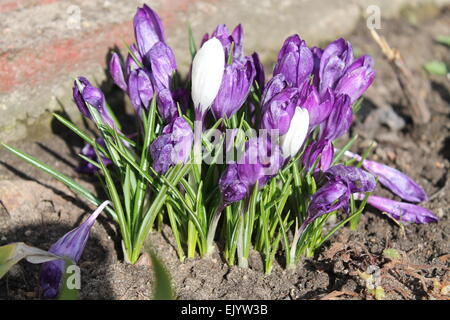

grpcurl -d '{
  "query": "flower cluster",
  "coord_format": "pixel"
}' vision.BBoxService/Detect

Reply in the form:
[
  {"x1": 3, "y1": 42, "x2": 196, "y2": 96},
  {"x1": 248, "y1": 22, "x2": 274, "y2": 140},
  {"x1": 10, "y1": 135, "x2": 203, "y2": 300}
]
[{"x1": 4, "y1": 4, "x2": 438, "y2": 293}]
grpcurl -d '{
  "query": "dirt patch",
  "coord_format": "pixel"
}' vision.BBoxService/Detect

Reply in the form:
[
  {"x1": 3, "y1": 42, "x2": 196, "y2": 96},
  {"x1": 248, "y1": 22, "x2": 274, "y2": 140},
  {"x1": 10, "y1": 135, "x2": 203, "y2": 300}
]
[{"x1": 1, "y1": 9, "x2": 449, "y2": 300}]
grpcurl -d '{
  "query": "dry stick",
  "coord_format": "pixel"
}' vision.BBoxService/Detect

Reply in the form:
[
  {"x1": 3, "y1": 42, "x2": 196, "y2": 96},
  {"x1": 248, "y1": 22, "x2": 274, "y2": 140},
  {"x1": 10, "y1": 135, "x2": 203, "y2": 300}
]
[{"x1": 370, "y1": 29, "x2": 431, "y2": 125}]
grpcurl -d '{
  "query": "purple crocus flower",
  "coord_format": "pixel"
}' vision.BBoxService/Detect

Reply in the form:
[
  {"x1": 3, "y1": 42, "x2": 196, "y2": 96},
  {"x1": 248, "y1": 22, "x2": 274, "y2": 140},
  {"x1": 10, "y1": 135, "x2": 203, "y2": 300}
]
[
  {"x1": 73, "y1": 77, "x2": 115, "y2": 128},
  {"x1": 128, "y1": 69, "x2": 154, "y2": 115},
  {"x1": 109, "y1": 53, "x2": 127, "y2": 91},
  {"x1": 260, "y1": 87, "x2": 299, "y2": 135},
  {"x1": 302, "y1": 139, "x2": 334, "y2": 172},
  {"x1": 335, "y1": 55, "x2": 375, "y2": 103},
  {"x1": 145, "y1": 41, "x2": 177, "y2": 91},
  {"x1": 319, "y1": 38, "x2": 353, "y2": 95},
  {"x1": 219, "y1": 137, "x2": 283, "y2": 205},
  {"x1": 39, "y1": 201, "x2": 111, "y2": 298},
  {"x1": 298, "y1": 80, "x2": 334, "y2": 128},
  {"x1": 157, "y1": 88, "x2": 179, "y2": 122},
  {"x1": 325, "y1": 164, "x2": 377, "y2": 193},
  {"x1": 273, "y1": 35, "x2": 314, "y2": 87},
  {"x1": 354, "y1": 194, "x2": 437, "y2": 224},
  {"x1": 150, "y1": 117, "x2": 193, "y2": 174},
  {"x1": 304, "y1": 178, "x2": 350, "y2": 226},
  {"x1": 303, "y1": 165, "x2": 376, "y2": 227},
  {"x1": 260, "y1": 74, "x2": 289, "y2": 107},
  {"x1": 344, "y1": 150, "x2": 428, "y2": 202},
  {"x1": 211, "y1": 57, "x2": 256, "y2": 120},
  {"x1": 76, "y1": 138, "x2": 112, "y2": 174},
  {"x1": 203, "y1": 24, "x2": 245, "y2": 62},
  {"x1": 133, "y1": 4, "x2": 165, "y2": 57},
  {"x1": 319, "y1": 94, "x2": 352, "y2": 142}
]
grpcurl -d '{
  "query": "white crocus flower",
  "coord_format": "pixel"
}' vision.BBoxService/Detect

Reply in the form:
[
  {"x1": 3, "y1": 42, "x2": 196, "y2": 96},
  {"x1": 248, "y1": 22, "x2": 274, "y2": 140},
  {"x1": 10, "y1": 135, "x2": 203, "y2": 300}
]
[
  {"x1": 191, "y1": 37, "x2": 225, "y2": 118},
  {"x1": 280, "y1": 107, "x2": 309, "y2": 159}
]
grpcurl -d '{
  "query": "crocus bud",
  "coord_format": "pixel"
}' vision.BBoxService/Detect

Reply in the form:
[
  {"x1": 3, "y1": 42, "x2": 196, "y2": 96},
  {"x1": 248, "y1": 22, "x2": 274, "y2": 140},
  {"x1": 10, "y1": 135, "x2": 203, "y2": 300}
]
[
  {"x1": 76, "y1": 138, "x2": 112, "y2": 174},
  {"x1": 211, "y1": 58, "x2": 255, "y2": 120},
  {"x1": 150, "y1": 117, "x2": 193, "y2": 174},
  {"x1": 219, "y1": 137, "x2": 283, "y2": 205},
  {"x1": 157, "y1": 88, "x2": 178, "y2": 122},
  {"x1": 273, "y1": 35, "x2": 314, "y2": 87},
  {"x1": 319, "y1": 94, "x2": 352, "y2": 142},
  {"x1": 335, "y1": 55, "x2": 375, "y2": 103},
  {"x1": 260, "y1": 87, "x2": 299, "y2": 135},
  {"x1": 133, "y1": 4, "x2": 165, "y2": 57},
  {"x1": 344, "y1": 151, "x2": 428, "y2": 202},
  {"x1": 128, "y1": 69, "x2": 154, "y2": 115},
  {"x1": 354, "y1": 194, "x2": 437, "y2": 224},
  {"x1": 299, "y1": 81, "x2": 334, "y2": 128},
  {"x1": 73, "y1": 78, "x2": 115, "y2": 128},
  {"x1": 109, "y1": 53, "x2": 127, "y2": 91},
  {"x1": 145, "y1": 41, "x2": 177, "y2": 91},
  {"x1": 302, "y1": 140, "x2": 334, "y2": 172},
  {"x1": 260, "y1": 74, "x2": 289, "y2": 107},
  {"x1": 252, "y1": 52, "x2": 265, "y2": 90},
  {"x1": 319, "y1": 38, "x2": 353, "y2": 95},
  {"x1": 191, "y1": 37, "x2": 225, "y2": 118},
  {"x1": 304, "y1": 178, "x2": 350, "y2": 226},
  {"x1": 39, "y1": 201, "x2": 111, "y2": 298},
  {"x1": 280, "y1": 107, "x2": 309, "y2": 159}
]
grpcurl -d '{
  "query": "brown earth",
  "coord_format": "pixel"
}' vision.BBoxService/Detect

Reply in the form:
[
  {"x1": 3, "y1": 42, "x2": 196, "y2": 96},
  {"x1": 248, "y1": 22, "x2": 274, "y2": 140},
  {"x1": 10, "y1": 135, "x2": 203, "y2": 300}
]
[{"x1": 0, "y1": 8, "x2": 449, "y2": 300}]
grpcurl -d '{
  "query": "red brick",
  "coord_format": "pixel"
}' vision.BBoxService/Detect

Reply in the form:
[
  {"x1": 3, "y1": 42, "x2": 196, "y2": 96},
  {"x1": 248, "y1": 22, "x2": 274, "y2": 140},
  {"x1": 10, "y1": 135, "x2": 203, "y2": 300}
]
[{"x1": 0, "y1": 0, "x2": 58, "y2": 14}]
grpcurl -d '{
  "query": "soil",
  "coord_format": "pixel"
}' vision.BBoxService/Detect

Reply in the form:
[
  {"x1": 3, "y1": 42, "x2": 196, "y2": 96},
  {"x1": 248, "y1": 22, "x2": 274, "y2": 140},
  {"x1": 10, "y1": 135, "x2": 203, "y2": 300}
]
[{"x1": 1, "y1": 9, "x2": 449, "y2": 300}]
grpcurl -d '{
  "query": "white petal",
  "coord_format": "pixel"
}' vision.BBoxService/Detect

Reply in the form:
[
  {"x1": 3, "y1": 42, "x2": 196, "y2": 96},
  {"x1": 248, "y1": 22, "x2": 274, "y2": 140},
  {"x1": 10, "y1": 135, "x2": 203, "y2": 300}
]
[
  {"x1": 191, "y1": 37, "x2": 225, "y2": 114},
  {"x1": 281, "y1": 107, "x2": 309, "y2": 159}
]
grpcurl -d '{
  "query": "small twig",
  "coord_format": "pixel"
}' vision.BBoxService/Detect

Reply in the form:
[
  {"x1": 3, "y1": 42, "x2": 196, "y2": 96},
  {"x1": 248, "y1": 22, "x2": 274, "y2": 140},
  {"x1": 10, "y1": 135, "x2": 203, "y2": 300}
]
[{"x1": 370, "y1": 29, "x2": 431, "y2": 125}]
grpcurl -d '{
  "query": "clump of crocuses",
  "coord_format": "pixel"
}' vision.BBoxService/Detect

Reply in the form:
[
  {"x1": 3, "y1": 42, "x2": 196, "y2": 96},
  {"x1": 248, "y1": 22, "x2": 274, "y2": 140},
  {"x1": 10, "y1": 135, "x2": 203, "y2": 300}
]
[{"x1": 4, "y1": 3, "x2": 438, "y2": 291}]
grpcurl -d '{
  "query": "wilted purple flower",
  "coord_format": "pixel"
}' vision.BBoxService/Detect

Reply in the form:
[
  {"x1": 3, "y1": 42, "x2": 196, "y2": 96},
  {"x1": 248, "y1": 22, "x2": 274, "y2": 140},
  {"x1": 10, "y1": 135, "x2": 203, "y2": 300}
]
[
  {"x1": 109, "y1": 53, "x2": 127, "y2": 91},
  {"x1": 76, "y1": 138, "x2": 112, "y2": 174},
  {"x1": 344, "y1": 150, "x2": 428, "y2": 202},
  {"x1": 145, "y1": 41, "x2": 177, "y2": 91},
  {"x1": 354, "y1": 194, "x2": 437, "y2": 224},
  {"x1": 133, "y1": 4, "x2": 165, "y2": 57},
  {"x1": 39, "y1": 201, "x2": 111, "y2": 298},
  {"x1": 325, "y1": 164, "x2": 376, "y2": 193},
  {"x1": 219, "y1": 137, "x2": 283, "y2": 204},
  {"x1": 335, "y1": 55, "x2": 375, "y2": 103},
  {"x1": 150, "y1": 117, "x2": 193, "y2": 174},
  {"x1": 304, "y1": 178, "x2": 350, "y2": 226},
  {"x1": 319, "y1": 94, "x2": 352, "y2": 142},
  {"x1": 319, "y1": 38, "x2": 353, "y2": 95},
  {"x1": 211, "y1": 58, "x2": 256, "y2": 120},
  {"x1": 273, "y1": 35, "x2": 314, "y2": 87},
  {"x1": 128, "y1": 69, "x2": 154, "y2": 115},
  {"x1": 73, "y1": 77, "x2": 115, "y2": 128},
  {"x1": 302, "y1": 140, "x2": 334, "y2": 172}
]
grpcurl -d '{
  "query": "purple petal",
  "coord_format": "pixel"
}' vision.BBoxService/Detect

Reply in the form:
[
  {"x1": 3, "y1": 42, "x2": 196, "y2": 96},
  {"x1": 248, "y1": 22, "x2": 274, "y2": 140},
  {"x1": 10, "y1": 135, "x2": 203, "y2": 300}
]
[
  {"x1": 355, "y1": 194, "x2": 438, "y2": 224},
  {"x1": 326, "y1": 164, "x2": 376, "y2": 193},
  {"x1": 319, "y1": 94, "x2": 352, "y2": 141},
  {"x1": 109, "y1": 53, "x2": 127, "y2": 91},
  {"x1": 133, "y1": 4, "x2": 165, "y2": 56},
  {"x1": 73, "y1": 77, "x2": 91, "y2": 119},
  {"x1": 146, "y1": 41, "x2": 177, "y2": 91}
]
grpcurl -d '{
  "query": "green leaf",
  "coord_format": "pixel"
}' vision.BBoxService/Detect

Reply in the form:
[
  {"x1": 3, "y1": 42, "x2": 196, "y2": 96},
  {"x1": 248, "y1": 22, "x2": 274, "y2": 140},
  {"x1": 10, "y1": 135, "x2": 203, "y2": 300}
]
[
  {"x1": 58, "y1": 258, "x2": 80, "y2": 300},
  {"x1": 435, "y1": 35, "x2": 450, "y2": 47},
  {"x1": 188, "y1": 24, "x2": 197, "y2": 59},
  {"x1": 0, "y1": 243, "x2": 59, "y2": 279},
  {"x1": 424, "y1": 60, "x2": 448, "y2": 76},
  {"x1": 1, "y1": 143, "x2": 118, "y2": 221},
  {"x1": 149, "y1": 251, "x2": 174, "y2": 300}
]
